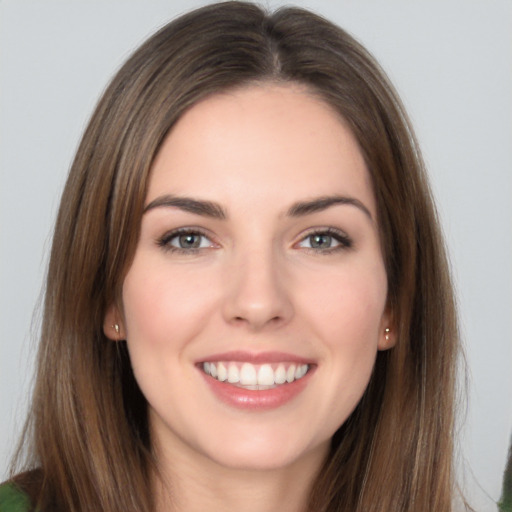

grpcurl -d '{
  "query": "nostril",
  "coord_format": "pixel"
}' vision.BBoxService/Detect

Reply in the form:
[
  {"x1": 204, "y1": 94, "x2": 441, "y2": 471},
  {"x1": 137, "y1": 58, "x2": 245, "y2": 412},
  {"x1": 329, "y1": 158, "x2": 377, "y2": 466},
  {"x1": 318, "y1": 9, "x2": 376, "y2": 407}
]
[{"x1": 231, "y1": 314, "x2": 284, "y2": 329}]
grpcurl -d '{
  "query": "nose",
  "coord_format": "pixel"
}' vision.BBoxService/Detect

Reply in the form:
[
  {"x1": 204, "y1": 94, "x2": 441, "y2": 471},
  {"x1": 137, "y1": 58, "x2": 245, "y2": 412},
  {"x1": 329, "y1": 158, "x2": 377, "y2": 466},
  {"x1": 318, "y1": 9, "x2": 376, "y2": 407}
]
[{"x1": 221, "y1": 247, "x2": 294, "y2": 331}]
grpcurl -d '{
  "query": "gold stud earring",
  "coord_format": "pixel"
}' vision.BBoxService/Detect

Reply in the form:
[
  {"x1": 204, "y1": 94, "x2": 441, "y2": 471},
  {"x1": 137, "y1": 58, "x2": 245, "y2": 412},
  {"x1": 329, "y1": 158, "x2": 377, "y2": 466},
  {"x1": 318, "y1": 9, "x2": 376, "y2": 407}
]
[
  {"x1": 385, "y1": 327, "x2": 390, "y2": 341},
  {"x1": 113, "y1": 324, "x2": 120, "y2": 335}
]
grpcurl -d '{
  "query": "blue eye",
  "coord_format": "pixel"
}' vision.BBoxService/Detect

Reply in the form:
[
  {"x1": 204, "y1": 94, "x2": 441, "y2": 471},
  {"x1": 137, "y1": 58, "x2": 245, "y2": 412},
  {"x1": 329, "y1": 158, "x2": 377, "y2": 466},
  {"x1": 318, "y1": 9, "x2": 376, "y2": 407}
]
[
  {"x1": 304, "y1": 233, "x2": 338, "y2": 249},
  {"x1": 172, "y1": 233, "x2": 207, "y2": 249},
  {"x1": 158, "y1": 229, "x2": 214, "y2": 252},
  {"x1": 298, "y1": 229, "x2": 352, "y2": 252}
]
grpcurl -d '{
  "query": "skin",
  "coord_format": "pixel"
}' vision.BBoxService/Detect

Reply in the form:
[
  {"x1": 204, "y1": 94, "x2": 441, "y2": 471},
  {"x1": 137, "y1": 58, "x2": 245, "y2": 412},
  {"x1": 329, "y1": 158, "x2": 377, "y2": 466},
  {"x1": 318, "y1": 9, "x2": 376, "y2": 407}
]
[{"x1": 105, "y1": 83, "x2": 395, "y2": 512}]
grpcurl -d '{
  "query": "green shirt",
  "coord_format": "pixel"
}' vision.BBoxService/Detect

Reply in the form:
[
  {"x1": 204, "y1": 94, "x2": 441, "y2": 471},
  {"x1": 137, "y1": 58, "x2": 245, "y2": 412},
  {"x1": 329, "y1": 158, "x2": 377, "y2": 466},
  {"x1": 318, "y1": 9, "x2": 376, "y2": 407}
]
[{"x1": 0, "y1": 483, "x2": 31, "y2": 512}]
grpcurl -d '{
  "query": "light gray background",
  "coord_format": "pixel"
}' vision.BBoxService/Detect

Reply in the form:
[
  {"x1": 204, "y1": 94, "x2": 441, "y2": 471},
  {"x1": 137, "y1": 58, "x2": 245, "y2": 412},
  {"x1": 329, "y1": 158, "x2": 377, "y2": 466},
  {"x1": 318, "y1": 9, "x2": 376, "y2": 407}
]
[{"x1": 1, "y1": 1, "x2": 511, "y2": 510}]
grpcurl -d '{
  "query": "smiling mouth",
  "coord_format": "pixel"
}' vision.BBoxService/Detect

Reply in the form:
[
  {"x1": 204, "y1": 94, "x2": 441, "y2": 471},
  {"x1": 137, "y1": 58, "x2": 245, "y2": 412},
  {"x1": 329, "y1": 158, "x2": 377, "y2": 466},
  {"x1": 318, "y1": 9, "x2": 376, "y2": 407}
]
[{"x1": 201, "y1": 361, "x2": 310, "y2": 390}]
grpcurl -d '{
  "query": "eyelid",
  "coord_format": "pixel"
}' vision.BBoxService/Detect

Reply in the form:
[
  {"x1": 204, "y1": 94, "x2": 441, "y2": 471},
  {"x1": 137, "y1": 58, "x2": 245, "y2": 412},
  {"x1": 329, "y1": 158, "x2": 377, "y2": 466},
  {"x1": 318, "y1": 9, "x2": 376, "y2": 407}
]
[
  {"x1": 156, "y1": 226, "x2": 218, "y2": 253},
  {"x1": 294, "y1": 227, "x2": 353, "y2": 252}
]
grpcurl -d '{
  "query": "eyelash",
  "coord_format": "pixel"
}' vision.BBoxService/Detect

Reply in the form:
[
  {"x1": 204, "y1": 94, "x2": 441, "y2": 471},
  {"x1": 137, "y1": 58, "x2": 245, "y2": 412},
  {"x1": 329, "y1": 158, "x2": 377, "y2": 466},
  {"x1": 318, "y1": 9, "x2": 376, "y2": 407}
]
[
  {"x1": 296, "y1": 227, "x2": 353, "y2": 254},
  {"x1": 156, "y1": 227, "x2": 353, "y2": 255},
  {"x1": 157, "y1": 227, "x2": 215, "y2": 254}
]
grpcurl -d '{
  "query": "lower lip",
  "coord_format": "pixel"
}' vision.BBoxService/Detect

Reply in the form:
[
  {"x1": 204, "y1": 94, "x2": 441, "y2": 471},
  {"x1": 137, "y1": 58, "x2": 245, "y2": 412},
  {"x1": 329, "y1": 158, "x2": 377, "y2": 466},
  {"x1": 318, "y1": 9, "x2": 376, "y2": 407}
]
[{"x1": 200, "y1": 368, "x2": 314, "y2": 411}]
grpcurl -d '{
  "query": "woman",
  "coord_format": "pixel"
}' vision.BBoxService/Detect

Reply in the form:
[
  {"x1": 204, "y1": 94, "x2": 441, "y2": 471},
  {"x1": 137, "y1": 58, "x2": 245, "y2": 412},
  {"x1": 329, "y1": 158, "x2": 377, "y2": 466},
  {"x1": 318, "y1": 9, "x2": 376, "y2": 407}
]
[{"x1": 1, "y1": 2, "x2": 468, "y2": 511}]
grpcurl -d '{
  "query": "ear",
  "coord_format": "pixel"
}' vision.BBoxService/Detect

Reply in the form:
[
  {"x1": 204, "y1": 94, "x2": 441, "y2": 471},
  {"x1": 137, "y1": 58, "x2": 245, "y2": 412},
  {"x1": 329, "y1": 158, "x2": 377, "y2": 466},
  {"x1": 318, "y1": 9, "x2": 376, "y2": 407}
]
[
  {"x1": 377, "y1": 310, "x2": 396, "y2": 351},
  {"x1": 103, "y1": 304, "x2": 125, "y2": 341}
]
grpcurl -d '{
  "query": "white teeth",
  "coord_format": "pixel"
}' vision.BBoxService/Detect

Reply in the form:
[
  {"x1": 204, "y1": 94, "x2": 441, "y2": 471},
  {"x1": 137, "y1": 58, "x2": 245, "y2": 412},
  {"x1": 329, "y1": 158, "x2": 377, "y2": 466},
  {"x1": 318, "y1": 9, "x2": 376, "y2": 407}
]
[
  {"x1": 286, "y1": 364, "x2": 296, "y2": 383},
  {"x1": 227, "y1": 364, "x2": 240, "y2": 383},
  {"x1": 275, "y1": 364, "x2": 287, "y2": 384},
  {"x1": 217, "y1": 362, "x2": 227, "y2": 381},
  {"x1": 240, "y1": 363, "x2": 257, "y2": 385},
  {"x1": 257, "y1": 364, "x2": 275, "y2": 386},
  {"x1": 295, "y1": 364, "x2": 308, "y2": 379},
  {"x1": 203, "y1": 361, "x2": 310, "y2": 387}
]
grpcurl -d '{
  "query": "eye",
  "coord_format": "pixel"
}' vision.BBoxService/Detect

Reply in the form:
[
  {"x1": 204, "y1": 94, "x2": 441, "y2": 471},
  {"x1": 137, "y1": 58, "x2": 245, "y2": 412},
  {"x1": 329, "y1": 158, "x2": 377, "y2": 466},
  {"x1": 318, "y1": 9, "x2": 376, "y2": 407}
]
[
  {"x1": 157, "y1": 228, "x2": 215, "y2": 253},
  {"x1": 297, "y1": 229, "x2": 352, "y2": 252},
  {"x1": 172, "y1": 232, "x2": 209, "y2": 249}
]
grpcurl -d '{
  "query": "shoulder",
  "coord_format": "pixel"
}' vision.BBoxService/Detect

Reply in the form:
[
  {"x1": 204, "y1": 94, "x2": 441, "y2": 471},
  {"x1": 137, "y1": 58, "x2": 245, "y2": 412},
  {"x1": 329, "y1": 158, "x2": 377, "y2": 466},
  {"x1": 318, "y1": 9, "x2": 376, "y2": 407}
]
[{"x1": 0, "y1": 482, "x2": 31, "y2": 512}]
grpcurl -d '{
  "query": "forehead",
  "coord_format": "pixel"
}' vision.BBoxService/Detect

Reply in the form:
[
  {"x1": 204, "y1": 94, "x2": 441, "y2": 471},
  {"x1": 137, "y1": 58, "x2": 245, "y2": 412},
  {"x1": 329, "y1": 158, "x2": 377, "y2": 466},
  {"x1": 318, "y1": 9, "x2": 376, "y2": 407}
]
[{"x1": 147, "y1": 83, "x2": 375, "y2": 216}]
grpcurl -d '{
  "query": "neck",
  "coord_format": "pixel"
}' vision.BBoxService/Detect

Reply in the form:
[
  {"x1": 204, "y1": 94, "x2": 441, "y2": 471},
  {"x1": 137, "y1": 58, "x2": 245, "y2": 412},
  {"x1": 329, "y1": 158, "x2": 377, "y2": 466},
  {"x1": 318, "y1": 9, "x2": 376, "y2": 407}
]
[{"x1": 153, "y1": 442, "x2": 327, "y2": 512}]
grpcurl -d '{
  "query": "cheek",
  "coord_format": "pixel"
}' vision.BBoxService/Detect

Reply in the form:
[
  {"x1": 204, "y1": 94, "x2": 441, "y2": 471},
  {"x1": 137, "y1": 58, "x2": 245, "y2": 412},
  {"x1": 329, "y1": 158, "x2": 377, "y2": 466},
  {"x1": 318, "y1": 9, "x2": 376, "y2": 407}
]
[
  {"x1": 299, "y1": 261, "x2": 388, "y2": 344},
  {"x1": 297, "y1": 262, "x2": 387, "y2": 408},
  {"x1": 121, "y1": 259, "x2": 219, "y2": 359}
]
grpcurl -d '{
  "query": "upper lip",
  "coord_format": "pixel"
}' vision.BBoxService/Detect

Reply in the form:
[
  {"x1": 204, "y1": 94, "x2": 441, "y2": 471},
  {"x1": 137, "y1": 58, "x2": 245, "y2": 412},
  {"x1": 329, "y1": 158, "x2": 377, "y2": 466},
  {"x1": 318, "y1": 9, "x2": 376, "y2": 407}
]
[{"x1": 197, "y1": 350, "x2": 314, "y2": 365}]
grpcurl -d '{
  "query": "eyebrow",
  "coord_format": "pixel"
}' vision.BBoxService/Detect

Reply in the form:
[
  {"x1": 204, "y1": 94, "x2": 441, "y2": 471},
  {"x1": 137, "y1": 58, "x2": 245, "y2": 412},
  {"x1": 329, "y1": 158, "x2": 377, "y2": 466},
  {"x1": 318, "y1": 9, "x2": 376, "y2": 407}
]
[
  {"x1": 143, "y1": 195, "x2": 227, "y2": 219},
  {"x1": 143, "y1": 194, "x2": 372, "y2": 221},
  {"x1": 287, "y1": 195, "x2": 373, "y2": 220}
]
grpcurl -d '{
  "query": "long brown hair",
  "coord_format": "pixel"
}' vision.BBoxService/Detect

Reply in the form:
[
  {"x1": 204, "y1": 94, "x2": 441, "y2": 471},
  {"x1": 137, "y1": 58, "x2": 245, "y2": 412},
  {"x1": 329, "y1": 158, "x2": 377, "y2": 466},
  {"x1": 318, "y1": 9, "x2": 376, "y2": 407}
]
[{"x1": 11, "y1": 2, "x2": 464, "y2": 511}]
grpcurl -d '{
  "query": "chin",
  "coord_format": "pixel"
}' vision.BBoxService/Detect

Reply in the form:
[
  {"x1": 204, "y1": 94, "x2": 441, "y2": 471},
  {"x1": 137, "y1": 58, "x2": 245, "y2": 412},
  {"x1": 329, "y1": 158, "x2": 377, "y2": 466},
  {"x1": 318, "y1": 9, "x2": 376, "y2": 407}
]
[{"x1": 200, "y1": 429, "x2": 330, "y2": 472}]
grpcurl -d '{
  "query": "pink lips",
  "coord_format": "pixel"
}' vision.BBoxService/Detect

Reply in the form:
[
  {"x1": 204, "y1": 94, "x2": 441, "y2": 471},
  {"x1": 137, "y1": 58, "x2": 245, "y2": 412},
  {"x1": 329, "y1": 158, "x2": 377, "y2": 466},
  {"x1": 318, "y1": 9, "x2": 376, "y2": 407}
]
[
  {"x1": 199, "y1": 350, "x2": 312, "y2": 364},
  {"x1": 197, "y1": 351, "x2": 315, "y2": 410}
]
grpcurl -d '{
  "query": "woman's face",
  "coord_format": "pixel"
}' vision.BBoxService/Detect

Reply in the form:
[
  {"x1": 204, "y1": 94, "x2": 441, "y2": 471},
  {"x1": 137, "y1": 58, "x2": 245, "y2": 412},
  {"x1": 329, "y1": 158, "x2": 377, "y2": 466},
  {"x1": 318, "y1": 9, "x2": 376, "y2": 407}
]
[{"x1": 106, "y1": 84, "x2": 393, "y2": 473}]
